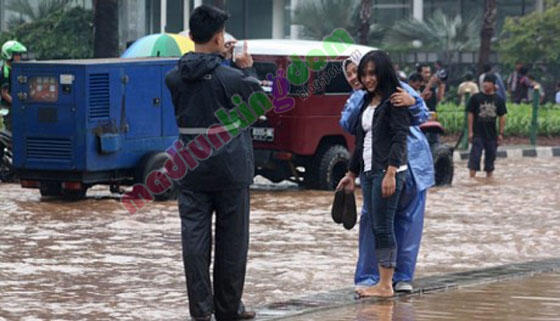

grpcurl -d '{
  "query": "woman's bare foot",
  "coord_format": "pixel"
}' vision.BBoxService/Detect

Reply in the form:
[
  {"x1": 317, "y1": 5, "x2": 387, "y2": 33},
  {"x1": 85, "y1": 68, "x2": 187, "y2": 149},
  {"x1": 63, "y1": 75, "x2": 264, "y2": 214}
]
[{"x1": 355, "y1": 284, "x2": 394, "y2": 298}]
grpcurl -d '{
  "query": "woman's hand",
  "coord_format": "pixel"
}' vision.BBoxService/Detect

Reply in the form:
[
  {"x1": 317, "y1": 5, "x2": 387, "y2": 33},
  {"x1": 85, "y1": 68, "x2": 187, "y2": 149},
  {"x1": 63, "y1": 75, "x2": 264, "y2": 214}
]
[
  {"x1": 390, "y1": 87, "x2": 415, "y2": 107},
  {"x1": 336, "y1": 172, "x2": 356, "y2": 192},
  {"x1": 381, "y1": 167, "x2": 397, "y2": 198}
]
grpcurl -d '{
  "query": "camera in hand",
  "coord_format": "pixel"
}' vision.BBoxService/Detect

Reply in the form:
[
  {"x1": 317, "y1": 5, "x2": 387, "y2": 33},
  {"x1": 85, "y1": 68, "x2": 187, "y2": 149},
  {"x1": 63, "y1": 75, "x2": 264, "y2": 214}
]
[{"x1": 436, "y1": 68, "x2": 448, "y2": 82}]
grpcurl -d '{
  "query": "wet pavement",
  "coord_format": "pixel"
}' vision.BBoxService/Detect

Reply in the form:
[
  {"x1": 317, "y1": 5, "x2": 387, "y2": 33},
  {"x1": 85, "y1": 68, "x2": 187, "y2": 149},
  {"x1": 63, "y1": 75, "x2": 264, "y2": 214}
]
[
  {"x1": 287, "y1": 272, "x2": 560, "y2": 321},
  {"x1": 1, "y1": 157, "x2": 559, "y2": 320}
]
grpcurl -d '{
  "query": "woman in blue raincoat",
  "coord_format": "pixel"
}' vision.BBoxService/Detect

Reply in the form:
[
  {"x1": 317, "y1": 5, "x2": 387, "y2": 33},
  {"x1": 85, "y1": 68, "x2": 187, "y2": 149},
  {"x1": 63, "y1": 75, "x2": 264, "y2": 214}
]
[{"x1": 340, "y1": 52, "x2": 434, "y2": 293}]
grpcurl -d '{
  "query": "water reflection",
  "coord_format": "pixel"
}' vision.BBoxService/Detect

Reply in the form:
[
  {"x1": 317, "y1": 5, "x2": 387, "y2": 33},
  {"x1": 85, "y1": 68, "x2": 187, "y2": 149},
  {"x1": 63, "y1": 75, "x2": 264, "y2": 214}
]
[{"x1": 292, "y1": 272, "x2": 560, "y2": 321}]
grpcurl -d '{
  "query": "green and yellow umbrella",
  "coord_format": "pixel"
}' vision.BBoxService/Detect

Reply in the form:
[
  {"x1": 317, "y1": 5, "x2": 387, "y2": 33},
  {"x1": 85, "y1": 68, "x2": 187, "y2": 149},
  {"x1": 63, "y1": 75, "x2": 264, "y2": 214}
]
[{"x1": 121, "y1": 33, "x2": 194, "y2": 58}]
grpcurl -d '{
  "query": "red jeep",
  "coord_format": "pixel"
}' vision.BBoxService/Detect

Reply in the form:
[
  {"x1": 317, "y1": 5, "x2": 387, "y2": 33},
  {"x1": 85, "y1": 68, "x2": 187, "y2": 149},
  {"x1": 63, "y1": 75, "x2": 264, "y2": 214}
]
[
  {"x1": 247, "y1": 40, "x2": 453, "y2": 190},
  {"x1": 246, "y1": 39, "x2": 373, "y2": 189}
]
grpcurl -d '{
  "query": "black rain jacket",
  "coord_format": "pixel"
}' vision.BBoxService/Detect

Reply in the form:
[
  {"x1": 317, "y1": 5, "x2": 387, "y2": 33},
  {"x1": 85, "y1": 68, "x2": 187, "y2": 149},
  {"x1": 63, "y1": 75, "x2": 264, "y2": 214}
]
[
  {"x1": 348, "y1": 93, "x2": 411, "y2": 175},
  {"x1": 165, "y1": 52, "x2": 263, "y2": 191}
]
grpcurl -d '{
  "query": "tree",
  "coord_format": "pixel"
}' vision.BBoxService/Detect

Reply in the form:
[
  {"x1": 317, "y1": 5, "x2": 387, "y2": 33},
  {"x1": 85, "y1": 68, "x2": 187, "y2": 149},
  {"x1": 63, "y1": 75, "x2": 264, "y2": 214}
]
[
  {"x1": 0, "y1": 7, "x2": 93, "y2": 60},
  {"x1": 478, "y1": 0, "x2": 497, "y2": 74},
  {"x1": 6, "y1": 0, "x2": 72, "y2": 29},
  {"x1": 93, "y1": 0, "x2": 118, "y2": 58},
  {"x1": 293, "y1": 0, "x2": 359, "y2": 41},
  {"x1": 358, "y1": 0, "x2": 371, "y2": 45},
  {"x1": 499, "y1": 2, "x2": 560, "y2": 66},
  {"x1": 384, "y1": 10, "x2": 480, "y2": 64}
]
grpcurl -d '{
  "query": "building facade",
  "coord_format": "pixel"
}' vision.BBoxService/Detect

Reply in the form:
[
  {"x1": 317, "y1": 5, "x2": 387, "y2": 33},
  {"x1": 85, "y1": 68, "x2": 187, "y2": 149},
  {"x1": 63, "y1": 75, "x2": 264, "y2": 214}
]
[
  {"x1": 0, "y1": 0, "x2": 547, "y2": 52},
  {"x1": 124, "y1": 0, "x2": 545, "y2": 44}
]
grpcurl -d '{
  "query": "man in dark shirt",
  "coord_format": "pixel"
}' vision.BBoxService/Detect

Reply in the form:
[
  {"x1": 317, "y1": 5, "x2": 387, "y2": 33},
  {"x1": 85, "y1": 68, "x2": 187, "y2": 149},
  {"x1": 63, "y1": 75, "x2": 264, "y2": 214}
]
[
  {"x1": 467, "y1": 74, "x2": 507, "y2": 178},
  {"x1": 165, "y1": 5, "x2": 261, "y2": 321},
  {"x1": 417, "y1": 63, "x2": 445, "y2": 112}
]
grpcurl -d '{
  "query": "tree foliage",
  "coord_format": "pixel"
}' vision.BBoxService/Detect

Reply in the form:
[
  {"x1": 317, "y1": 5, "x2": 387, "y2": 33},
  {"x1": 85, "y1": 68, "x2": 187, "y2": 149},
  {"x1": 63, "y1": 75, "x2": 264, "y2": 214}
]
[
  {"x1": 498, "y1": 3, "x2": 560, "y2": 66},
  {"x1": 293, "y1": 0, "x2": 359, "y2": 41},
  {"x1": 6, "y1": 0, "x2": 73, "y2": 29},
  {"x1": 384, "y1": 10, "x2": 480, "y2": 63},
  {"x1": 293, "y1": 0, "x2": 386, "y2": 46},
  {"x1": 0, "y1": 7, "x2": 93, "y2": 60}
]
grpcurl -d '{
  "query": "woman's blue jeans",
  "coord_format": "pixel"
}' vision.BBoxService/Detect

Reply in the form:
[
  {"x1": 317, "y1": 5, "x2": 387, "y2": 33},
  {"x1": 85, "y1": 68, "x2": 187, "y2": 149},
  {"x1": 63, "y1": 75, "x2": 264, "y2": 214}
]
[
  {"x1": 360, "y1": 169, "x2": 406, "y2": 269},
  {"x1": 355, "y1": 168, "x2": 426, "y2": 286}
]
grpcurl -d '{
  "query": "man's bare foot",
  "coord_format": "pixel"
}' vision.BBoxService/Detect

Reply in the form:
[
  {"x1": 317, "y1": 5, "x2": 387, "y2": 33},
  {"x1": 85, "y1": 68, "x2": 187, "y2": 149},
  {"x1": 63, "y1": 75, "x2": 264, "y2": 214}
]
[
  {"x1": 486, "y1": 171, "x2": 493, "y2": 178},
  {"x1": 355, "y1": 284, "x2": 394, "y2": 298},
  {"x1": 469, "y1": 170, "x2": 476, "y2": 178}
]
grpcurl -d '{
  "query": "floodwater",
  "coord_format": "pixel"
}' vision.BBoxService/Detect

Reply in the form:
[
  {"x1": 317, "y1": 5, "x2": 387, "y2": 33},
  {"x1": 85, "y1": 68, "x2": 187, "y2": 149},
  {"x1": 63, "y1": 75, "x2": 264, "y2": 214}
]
[
  {"x1": 1, "y1": 158, "x2": 559, "y2": 320},
  {"x1": 290, "y1": 272, "x2": 560, "y2": 321}
]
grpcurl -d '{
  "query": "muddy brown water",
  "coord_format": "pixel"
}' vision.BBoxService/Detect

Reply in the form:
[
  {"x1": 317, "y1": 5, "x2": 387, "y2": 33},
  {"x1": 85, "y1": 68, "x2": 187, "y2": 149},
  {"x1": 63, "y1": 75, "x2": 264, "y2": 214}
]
[
  {"x1": 1, "y1": 158, "x2": 559, "y2": 320},
  {"x1": 289, "y1": 272, "x2": 560, "y2": 321}
]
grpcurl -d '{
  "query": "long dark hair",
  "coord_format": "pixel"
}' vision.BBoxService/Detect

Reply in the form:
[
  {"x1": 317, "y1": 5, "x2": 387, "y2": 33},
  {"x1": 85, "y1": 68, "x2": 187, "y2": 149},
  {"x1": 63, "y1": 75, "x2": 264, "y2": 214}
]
[{"x1": 357, "y1": 50, "x2": 400, "y2": 101}]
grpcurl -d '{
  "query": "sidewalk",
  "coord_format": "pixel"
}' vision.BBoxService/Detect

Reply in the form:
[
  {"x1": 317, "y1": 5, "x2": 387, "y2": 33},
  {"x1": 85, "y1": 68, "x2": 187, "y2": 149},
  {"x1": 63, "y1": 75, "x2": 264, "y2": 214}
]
[
  {"x1": 255, "y1": 258, "x2": 560, "y2": 320},
  {"x1": 453, "y1": 144, "x2": 560, "y2": 161}
]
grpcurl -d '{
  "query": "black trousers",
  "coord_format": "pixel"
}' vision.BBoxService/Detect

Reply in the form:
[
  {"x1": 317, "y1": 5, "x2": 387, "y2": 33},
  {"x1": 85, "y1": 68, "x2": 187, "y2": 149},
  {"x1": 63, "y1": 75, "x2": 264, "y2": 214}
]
[
  {"x1": 178, "y1": 187, "x2": 250, "y2": 321},
  {"x1": 468, "y1": 136, "x2": 497, "y2": 172}
]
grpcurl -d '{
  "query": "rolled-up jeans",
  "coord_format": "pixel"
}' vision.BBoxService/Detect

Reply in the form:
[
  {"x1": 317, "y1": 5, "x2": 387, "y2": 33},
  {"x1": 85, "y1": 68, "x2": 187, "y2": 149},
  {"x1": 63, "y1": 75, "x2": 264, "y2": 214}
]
[{"x1": 361, "y1": 169, "x2": 406, "y2": 268}]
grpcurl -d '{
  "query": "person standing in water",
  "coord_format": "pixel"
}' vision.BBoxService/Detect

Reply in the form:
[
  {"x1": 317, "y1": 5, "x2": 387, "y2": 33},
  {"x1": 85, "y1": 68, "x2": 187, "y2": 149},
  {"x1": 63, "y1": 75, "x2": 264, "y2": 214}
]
[
  {"x1": 165, "y1": 5, "x2": 260, "y2": 321},
  {"x1": 338, "y1": 50, "x2": 411, "y2": 297},
  {"x1": 340, "y1": 52, "x2": 433, "y2": 294}
]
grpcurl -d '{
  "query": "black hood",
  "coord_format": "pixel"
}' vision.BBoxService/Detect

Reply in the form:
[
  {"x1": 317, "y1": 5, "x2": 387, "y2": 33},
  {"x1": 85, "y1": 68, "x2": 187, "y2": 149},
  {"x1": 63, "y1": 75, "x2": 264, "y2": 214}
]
[{"x1": 178, "y1": 52, "x2": 223, "y2": 81}]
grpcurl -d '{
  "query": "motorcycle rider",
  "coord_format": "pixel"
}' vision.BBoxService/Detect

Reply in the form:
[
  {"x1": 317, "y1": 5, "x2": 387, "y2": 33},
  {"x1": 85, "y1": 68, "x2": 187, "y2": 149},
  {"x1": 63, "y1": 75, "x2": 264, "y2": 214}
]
[
  {"x1": 1, "y1": 40, "x2": 27, "y2": 131},
  {"x1": 0, "y1": 40, "x2": 27, "y2": 182}
]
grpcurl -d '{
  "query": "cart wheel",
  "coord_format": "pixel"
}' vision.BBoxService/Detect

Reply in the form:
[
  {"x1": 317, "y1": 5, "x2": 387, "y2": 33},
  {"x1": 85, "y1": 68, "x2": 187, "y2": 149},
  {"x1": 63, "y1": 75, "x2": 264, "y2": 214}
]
[
  {"x1": 433, "y1": 143, "x2": 454, "y2": 186},
  {"x1": 61, "y1": 187, "x2": 88, "y2": 201},
  {"x1": 40, "y1": 181, "x2": 63, "y2": 197}
]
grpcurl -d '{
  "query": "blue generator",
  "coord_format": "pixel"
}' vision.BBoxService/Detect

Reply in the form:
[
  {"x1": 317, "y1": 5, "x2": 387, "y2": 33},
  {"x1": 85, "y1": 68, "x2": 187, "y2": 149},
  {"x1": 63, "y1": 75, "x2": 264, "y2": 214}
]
[{"x1": 11, "y1": 58, "x2": 180, "y2": 199}]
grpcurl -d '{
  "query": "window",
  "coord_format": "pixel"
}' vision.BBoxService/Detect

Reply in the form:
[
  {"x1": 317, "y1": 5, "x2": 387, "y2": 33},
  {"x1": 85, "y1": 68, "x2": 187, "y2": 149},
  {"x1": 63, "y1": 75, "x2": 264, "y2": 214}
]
[
  {"x1": 253, "y1": 62, "x2": 277, "y2": 81},
  {"x1": 314, "y1": 62, "x2": 351, "y2": 94}
]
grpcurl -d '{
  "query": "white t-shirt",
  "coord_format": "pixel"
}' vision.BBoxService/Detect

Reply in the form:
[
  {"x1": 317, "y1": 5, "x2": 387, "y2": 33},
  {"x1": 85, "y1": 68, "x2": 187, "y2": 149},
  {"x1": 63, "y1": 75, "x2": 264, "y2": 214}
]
[{"x1": 361, "y1": 103, "x2": 377, "y2": 172}]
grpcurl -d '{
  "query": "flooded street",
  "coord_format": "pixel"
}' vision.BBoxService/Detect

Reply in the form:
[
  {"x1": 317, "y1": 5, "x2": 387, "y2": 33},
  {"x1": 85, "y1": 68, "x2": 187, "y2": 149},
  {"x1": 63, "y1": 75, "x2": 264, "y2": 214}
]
[
  {"x1": 1, "y1": 158, "x2": 559, "y2": 320},
  {"x1": 290, "y1": 272, "x2": 560, "y2": 321}
]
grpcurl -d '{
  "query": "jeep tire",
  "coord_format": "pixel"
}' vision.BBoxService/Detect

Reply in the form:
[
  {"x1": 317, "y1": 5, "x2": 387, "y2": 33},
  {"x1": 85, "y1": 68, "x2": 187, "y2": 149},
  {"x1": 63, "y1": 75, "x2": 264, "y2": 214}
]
[{"x1": 306, "y1": 144, "x2": 349, "y2": 190}]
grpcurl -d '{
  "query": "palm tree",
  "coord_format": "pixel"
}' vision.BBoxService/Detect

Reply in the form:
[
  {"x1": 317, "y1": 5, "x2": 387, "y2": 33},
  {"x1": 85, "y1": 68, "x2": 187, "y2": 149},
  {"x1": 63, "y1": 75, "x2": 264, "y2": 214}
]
[
  {"x1": 6, "y1": 0, "x2": 72, "y2": 29},
  {"x1": 478, "y1": 0, "x2": 497, "y2": 74},
  {"x1": 358, "y1": 0, "x2": 371, "y2": 45},
  {"x1": 384, "y1": 10, "x2": 480, "y2": 64},
  {"x1": 293, "y1": 0, "x2": 359, "y2": 41}
]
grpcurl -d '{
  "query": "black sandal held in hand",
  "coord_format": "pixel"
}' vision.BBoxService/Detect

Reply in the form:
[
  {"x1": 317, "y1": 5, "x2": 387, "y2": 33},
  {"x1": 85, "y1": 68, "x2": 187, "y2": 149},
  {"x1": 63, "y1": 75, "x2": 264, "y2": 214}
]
[
  {"x1": 331, "y1": 189, "x2": 345, "y2": 224},
  {"x1": 342, "y1": 190, "x2": 357, "y2": 230}
]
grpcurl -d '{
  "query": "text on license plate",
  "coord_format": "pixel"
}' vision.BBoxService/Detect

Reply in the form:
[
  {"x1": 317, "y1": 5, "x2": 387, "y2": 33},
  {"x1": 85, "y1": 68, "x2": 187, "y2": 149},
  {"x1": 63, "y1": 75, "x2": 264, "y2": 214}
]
[{"x1": 251, "y1": 127, "x2": 274, "y2": 142}]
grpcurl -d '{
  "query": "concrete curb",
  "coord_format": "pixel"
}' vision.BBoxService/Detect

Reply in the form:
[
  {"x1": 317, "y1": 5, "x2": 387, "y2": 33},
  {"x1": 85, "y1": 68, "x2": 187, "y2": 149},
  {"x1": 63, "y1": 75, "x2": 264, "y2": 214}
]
[
  {"x1": 255, "y1": 258, "x2": 560, "y2": 320},
  {"x1": 453, "y1": 146, "x2": 560, "y2": 162}
]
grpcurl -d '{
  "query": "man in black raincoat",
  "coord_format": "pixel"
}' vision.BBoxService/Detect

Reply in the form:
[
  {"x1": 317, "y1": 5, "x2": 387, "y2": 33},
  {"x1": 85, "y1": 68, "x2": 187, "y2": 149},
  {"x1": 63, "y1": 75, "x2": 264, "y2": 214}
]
[{"x1": 165, "y1": 5, "x2": 262, "y2": 321}]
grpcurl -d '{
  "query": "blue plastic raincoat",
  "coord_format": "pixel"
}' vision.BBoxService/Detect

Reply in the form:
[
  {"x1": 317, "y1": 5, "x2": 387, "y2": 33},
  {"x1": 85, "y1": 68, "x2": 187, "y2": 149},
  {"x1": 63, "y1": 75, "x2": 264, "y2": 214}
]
[{"x1": 339, "y1": 81, "x2": 435, "y2": 285}]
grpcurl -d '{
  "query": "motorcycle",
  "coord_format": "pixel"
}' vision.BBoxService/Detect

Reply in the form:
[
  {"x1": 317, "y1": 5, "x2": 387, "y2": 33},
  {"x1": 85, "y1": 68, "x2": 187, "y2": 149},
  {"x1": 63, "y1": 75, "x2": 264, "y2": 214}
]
[{"x1": 0, "y1": 108, "x2": 14, "y2": 183}]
